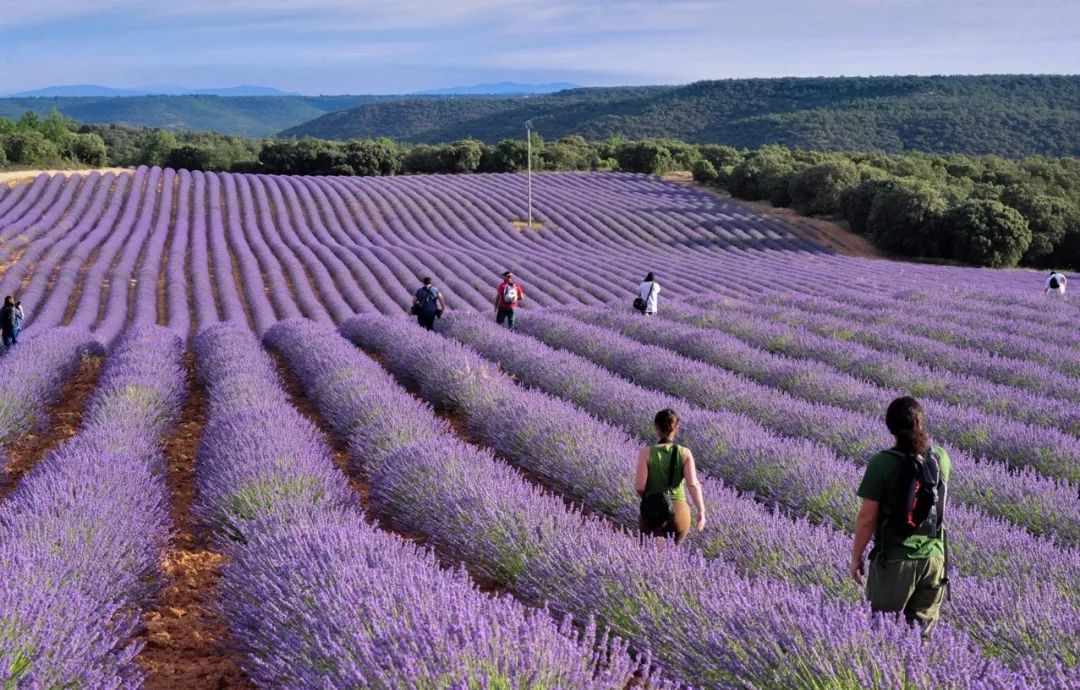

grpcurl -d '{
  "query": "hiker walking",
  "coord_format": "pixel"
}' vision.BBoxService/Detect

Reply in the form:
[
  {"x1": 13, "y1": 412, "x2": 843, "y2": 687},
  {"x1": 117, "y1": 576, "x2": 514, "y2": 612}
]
[
  {"x1": 1045, "y1": 271, "x2": 1068, "y2": 298},
  {"x1": 412, "y1": 277, "x2": 446, "y2": 331},
  {"x1": 635, "y1": 272, "x2": 661, "y2": 315},
  {"x1": 11, "y1": 300, "x2": 23, "y2": 342},
  {"x1": 635, "y1": 409, "x2": 707, "y2": 545},
  {"x1": 494, "y1": 271, "x2": 525, "y2": 330},
  {"x1": 1, "y1": 296, "x2": 18, "y2": 349},
  {"x1": 850, "y1": 396, "x2": 951, "y2": 638}
]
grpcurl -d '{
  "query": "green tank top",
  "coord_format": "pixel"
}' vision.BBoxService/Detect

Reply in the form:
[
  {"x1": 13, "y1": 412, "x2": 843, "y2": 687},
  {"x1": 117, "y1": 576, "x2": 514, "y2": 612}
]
[{"x1": 644, "y1": 443, "x2": 686, "y2": 502}]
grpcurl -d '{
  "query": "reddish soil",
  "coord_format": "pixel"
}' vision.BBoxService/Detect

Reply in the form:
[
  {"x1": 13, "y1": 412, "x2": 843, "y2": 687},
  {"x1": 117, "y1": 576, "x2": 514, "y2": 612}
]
[
  {"x1": 362, "y1": 350, "x2": 621, "y2": 542},
  {"x1": 0, "y1": 355, "x2": 102, "y2": 501},
  {"x1": 271, "y1": 354, "x2": 370, "y2": 511},
  {"x1": 137, "y1": 355, "x2": 252, "y2": 690},
  {"x1": 271, "y1": 353, "x2": 506, "y2": 594},
  {"x1": 662, "y1": 172, "x2": 882, "y2": 258}
]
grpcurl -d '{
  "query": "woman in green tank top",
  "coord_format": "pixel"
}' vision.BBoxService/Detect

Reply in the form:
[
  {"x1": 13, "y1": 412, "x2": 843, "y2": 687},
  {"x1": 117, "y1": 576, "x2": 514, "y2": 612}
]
[{"x1": 634, "y1": 409, "x2": 707, "y2": 544}]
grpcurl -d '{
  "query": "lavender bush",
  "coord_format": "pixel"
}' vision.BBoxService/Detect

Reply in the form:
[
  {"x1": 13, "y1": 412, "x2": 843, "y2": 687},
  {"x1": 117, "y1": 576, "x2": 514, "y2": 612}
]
[
  {"x1": 0, "y1": 325, "x2": 185, "y2": 687},
  {"x1": 194, "y1": 322, "x2": 651, "y2": 688},
  {"x1": 331, "y1": 315, "x2": 1069, "y2": 684}
]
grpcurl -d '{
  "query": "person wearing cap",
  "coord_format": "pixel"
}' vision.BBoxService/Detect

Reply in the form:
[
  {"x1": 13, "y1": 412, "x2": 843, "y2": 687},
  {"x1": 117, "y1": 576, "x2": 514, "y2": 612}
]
[{"x1": 494, "y1": 271, "x2": 526, "y2": 330}]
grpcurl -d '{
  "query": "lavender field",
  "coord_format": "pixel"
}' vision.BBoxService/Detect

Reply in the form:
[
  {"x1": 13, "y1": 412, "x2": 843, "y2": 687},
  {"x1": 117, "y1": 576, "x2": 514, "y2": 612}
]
[{"x1": 0, "y1": 166, "x2": 1076, "y2": 688}]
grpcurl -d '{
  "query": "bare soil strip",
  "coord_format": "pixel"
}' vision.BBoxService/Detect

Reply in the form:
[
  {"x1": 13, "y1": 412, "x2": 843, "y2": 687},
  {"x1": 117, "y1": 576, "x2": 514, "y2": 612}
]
[
  {"x1": 662, "y1": 172, "x2": 882, "y2": 258},
  {"x1": 221, "y1": 182, "x2": 258, "y2": 331},
  {"x1": 0, "y1": 354, "x2": 102, "y2": 502},
  {"x1": 0, "y1": 168, "x2": 131, "y2": 186},
  {"x1": 138, "y1": 355, "x2": 252, "y2": 690},
  {"x1": 60, "y1": 174, "x2": 133, "y2": 325},
  {"x1": 157, "y1": 173, "x2": 181, "y2": 327}
]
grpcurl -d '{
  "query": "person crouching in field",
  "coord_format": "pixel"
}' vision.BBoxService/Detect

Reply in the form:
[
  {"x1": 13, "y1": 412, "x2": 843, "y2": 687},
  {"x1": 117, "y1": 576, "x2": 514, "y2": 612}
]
[
  {"x1": 412, "y1": 277, "x2": 446, "y2": 331},
  {"x1": 1045, "y1": 270, "x2": 1068, "y2": 298},
  {"x1": 635, "y1": 409, "x2": 707, "y2": 545},
  {"x1": 850, "y1": 396, "x2": 951, "y2": 638},
  {"x1": 494, "y1": 271, "x2": 525, "y2": 330}
]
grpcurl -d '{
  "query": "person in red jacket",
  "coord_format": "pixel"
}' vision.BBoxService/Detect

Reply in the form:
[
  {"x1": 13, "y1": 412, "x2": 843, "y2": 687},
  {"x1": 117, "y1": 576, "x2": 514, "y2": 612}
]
[{"x1": 494, "y1": 270, "x2": 525, "y2": 330}]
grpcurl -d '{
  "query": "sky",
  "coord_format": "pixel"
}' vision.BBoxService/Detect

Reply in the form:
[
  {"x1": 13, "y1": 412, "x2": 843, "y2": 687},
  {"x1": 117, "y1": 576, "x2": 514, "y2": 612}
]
[{"x1": 1, "y1": 0, "x2": 1078, "y2": 94}]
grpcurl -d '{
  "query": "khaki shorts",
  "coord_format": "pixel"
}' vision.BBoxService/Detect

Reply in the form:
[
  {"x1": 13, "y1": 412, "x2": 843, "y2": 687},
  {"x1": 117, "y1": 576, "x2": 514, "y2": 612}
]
[{"x1": 867, "y1": 555, "x2": 946, "y2": 637}]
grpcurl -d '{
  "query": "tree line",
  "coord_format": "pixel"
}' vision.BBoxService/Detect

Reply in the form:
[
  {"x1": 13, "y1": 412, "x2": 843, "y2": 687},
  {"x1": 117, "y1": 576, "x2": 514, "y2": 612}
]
[
  {"x1": 694, "y1": 145, "x2": 1079, "y2": 270},
  {"x1": 0, "y1": 110, "x2": 107, "y2": 169},
  {"x1": 2, "y1": 111, "x2": 1076, "y2": 270}
]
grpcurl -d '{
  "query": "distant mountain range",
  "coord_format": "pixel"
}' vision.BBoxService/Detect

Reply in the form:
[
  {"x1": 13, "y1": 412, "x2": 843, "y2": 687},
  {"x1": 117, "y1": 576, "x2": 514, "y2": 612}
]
[
  {"x1": 7, "y1": 84, "x2": 299, "y2": 97},
  {"x1": 413, "y1": 81, "x2": 580, "y2": 95},
  {"x1": 6, "y1": 82, "x2": 579, "y2": 98}
]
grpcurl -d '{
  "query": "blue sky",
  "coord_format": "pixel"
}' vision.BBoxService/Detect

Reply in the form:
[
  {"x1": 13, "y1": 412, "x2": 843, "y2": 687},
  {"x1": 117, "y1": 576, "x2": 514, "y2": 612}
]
[{"x1": 1, "y1": 0, "x2": 1077, "y2": 94}]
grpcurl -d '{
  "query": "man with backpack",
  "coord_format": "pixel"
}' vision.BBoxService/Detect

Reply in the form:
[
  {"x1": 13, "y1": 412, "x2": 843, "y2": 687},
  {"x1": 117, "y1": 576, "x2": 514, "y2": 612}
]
[
  {"x1": 1, "y1": 296, "x2": 17, "y2": 349},
  {"x1": 494, "y1": 271, "x2": 525, "y2": 330},
  {"x1": 412, "y1": 277, "x2": 446, "y2": 331},
  {"x1": 850, "y1": 396, "x2": 951, "y2": 638},
  {"x1": 1045, "y1": 271, "x2": 1068, "y2": 298}
]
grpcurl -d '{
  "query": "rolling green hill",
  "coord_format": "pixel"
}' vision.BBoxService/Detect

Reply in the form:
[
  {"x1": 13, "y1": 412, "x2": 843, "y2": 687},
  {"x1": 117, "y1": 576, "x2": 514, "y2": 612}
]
[
  {"x1": 281, "y1": 75, "x2": 1080, "y2": 157},
  {"x1": 0, "y1": 95, "x2": 383, "y2": 136}
]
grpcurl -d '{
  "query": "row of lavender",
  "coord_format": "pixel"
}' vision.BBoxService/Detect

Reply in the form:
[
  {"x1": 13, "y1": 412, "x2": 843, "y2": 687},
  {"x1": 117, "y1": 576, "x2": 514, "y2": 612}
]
[
  {"x1": 0, "y1": 326, "x2": 186, "y2": 687},
  {"x1": 682, "y1": 299, "x2": 1079, "y2": 433},
  {"x1": 3, "y1": 169, "x2": 1071, "y2": 348},
  {"x1": 357, "y1": 312, "x2": 1078, "y2": 677},
  {"x1": 578, "y1": 306, "x2": 1078, "y2": 485},
  {"x1": 757, "y1": 290, "x2": 1080, "y2": 379},
  {"x1": 0, "y1": 327, "x2": 94, "y2": 453},
  {"x1": 2, "y1": 171, "x2": 1070, "y2": 488},
  {"x1": 504, "y1": 309, "x2": 1080, "y2": 558},
  {"x1": 332, "y1": 314, "x2": 1065, "y2": 686},
  {"x1": 1, "y1": 168, "x2": 1068, "y2": 325},
  {"x1": 191, "y1": 323, "x2": 647, "y2": 687}
]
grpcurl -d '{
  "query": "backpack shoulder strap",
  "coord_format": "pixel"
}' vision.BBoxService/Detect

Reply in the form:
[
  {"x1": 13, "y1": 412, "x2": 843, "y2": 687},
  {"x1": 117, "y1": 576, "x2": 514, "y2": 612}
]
[
  {"x1": 929, "y1": 446, "x2": 947, "y2": 529},
  {"x1": 668, "y1": 444, "x2": 680, "y2": 488}
]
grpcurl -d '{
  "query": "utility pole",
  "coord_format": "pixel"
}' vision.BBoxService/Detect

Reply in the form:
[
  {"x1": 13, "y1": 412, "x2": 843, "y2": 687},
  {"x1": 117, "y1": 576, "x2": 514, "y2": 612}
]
[{"x1": 525, "y1": 119, "x2": 533, "y2": 229}]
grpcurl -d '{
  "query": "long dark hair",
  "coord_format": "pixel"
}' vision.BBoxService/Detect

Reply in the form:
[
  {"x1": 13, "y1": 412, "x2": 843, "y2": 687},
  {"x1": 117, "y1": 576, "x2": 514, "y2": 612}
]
[
  {"x1": 654, "y1": 408, "x2": 678, "y2": 441},
  {"x1": 885, "y1": 396, "x2": 930, "y2": 454},
  {"x1": 644, "y1": 272, "x2": 655, "y2": 282},
  {"x1": 3, "y1": 296, "x2": 12, "y2": 308}
]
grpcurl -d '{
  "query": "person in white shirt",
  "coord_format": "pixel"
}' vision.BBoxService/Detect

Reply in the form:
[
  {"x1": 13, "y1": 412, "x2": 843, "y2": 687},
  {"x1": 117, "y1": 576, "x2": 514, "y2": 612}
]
[
  {"x1": 1045, "y1": 271, "x2": 1068, "y2": 298},
  {"x1": 637, "y1": 272, "x2": 661, "y2": 315}
]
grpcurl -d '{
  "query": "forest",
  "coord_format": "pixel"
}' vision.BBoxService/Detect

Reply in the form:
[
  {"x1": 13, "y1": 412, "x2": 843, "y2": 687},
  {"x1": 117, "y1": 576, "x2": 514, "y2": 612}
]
[
  {"x1": 282, "y1": 75, "x2": 1080, "y2": 158},
  {"x1": 4, "y1": 75, "x2": 1080, "y2": 157}
]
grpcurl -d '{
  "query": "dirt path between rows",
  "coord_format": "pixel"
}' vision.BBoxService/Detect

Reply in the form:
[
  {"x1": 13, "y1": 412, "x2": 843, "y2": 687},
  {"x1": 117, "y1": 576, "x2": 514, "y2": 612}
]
[
  {"x1": 272, "y1": 352, "x2": 509, "y2": 594},
  {"x1": 0, "y1": 354, "x2": 101, "y2": 502},
  {"x1": 138, "y1": 354, "x2": 251, "y2": 690},
  {"x1": 0, "y1": 168, "x2": 132, "y2": 186}
]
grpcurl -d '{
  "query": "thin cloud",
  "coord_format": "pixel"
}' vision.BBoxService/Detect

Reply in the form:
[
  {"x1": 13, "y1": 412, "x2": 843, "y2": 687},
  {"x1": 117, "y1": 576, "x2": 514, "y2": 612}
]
[{"x1": 1, "y1": 0, "x2": 1077, "y2": 92}]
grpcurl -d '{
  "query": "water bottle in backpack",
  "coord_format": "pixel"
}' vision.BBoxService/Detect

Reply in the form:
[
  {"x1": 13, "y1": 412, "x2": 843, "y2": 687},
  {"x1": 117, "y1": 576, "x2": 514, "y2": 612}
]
[{"x1": 882, "y1": 448, "x2": 945, "y2": 536}]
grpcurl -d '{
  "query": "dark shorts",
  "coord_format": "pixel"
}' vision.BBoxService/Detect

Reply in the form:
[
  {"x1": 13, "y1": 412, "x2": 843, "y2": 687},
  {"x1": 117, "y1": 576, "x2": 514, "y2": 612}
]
[
  {"x1": 639, "y1": 500, "x2": 691, "y2": 544},
  {"x1": 417, "y1": 311, "x2": 437, "y2": 330}
]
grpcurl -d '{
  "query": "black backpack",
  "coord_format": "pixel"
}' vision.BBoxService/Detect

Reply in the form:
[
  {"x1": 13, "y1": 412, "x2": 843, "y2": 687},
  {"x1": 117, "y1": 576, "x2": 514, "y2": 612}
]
[
  {"x1": 880, "y1": 447, "x2": 946, "y2": 538},
  {"x1": 640, "y1": 444, "x2": 682, "y2": 525}
]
